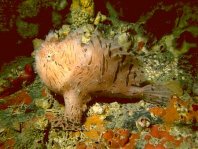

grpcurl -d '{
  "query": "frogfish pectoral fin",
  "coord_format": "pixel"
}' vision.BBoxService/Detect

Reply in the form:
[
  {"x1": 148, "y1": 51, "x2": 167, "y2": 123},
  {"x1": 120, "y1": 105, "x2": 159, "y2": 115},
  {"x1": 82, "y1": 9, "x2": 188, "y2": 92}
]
[{"x1": 63, "y1": 91, "x2": 84, "y2": 124}]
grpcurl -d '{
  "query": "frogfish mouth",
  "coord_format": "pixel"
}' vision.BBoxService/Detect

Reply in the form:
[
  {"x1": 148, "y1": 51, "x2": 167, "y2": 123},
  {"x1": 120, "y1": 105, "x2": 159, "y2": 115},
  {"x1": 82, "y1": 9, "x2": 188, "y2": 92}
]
[{"x1": 35, "y1": 26, "x2": 173, "y2": 127}]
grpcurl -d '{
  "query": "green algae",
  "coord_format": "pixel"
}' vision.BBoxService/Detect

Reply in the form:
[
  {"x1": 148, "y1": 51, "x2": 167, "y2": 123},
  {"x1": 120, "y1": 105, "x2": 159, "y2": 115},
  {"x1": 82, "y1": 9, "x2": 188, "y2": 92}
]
[
  {"x1": 16, "y1": 19, "x2": 39, "y2": 39},
  {"x1": 18, "y1": 0, "x2": 40, "y2": 19},
  {"x1": 53, "y1": 0, "x2": 68, "y2": 11},
  {"x1": 106, "y1": 1, "x2": 119, "y2": 22},
  {"x1": 52, "y1": 11, "x2": 63, "y2": 28}
]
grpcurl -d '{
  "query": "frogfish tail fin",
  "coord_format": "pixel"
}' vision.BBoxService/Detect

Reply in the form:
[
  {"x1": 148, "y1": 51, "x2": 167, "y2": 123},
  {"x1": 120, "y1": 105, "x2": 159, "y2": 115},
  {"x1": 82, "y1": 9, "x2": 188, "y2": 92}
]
[{"x1": 142, "y1": 84, "x2": 174, "y2": 105}]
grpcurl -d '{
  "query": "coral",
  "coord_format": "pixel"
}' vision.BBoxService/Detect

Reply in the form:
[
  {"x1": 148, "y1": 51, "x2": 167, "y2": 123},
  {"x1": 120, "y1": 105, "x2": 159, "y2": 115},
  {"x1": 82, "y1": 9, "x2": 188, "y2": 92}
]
[
  {"x1": 0, "y1": 90, "x2": 32, "y2": 110},
  {"x1": 68, "y1": 0, "x2": 94, "y2": 28},
  {"x1": 141, "y1": 49, "x2": 193, "y2": 95},
  {"x1": 0, "y1": 138, "x2": 15, "y2": 149},
  {"x1": 126, "y1": 133, "x2": 140, "y2": 148},
  {"x1": 14, "y1": 127, "x2": 45, "y2": 149},
  {"x1": 145, "y1": 125, "x2": 183, "y2": 148},
  {"x1": 135, "y1": 116, "x2": 151, "y2": 131},
  {"x1": 84, "y1": 115, "x2": 104, "y2": 130},
  {"x1": 56, "y1": 25, "x2": 71, "y2": 39},
  {"x1": 70, "y1": 0, "x2": 94, "y2": 17},
  {"x1": 149, "y1": 96, "x2": 198, "y2": 126},
  {"x1": 32, "y1": 116, "x2": 48, "y2": 130},
  {"x1": 83, "y1": 115, "x2": 104, "y2": 141},
  {"x1": 94, "y1": 12, "x2": 107, "y2": 25},
  {"x1": 76, "y1": 142, "x2": 106, "y2": 149},
  {"x1": 80, "y1": 24, "x2": 94, "y2": 44},
  {"x1": 47, "y1": 129, "x2": 79, "y2": 148},
  {"x1": 34, "y1": 97, "x2": 52, "y2": 110},
  {"x1": 104, "y1": 101, "x2": 161, "y2": 130},
  {"x1": 87, "y1": 103, "x2": 106, "y2": 115},
  {"x1": 103, "y1": 129, "x2": 130, "y2": 148},
  {"x1": 117, "y1": 33, "x2": 132, "y2": 50},
  {"x1": 68, "y1": 10, "x2": 93, "y2": 28},
  {"x1": 0, "y1": 58, "x2": 35, "y2": 98}
]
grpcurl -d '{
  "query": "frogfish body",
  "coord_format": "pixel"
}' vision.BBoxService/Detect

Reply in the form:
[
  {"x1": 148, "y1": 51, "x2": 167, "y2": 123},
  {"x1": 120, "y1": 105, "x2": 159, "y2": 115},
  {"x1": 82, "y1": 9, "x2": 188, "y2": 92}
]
[{"x1": 35, "y1": 26, "x2": 173, "y2": 125}]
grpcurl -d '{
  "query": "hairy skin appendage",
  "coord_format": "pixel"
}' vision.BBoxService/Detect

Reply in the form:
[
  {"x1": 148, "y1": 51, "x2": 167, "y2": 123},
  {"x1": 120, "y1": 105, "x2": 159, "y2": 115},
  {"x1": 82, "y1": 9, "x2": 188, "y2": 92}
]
[{"x1": 35, "y1": 26, "x2": 173, "y2": 128}]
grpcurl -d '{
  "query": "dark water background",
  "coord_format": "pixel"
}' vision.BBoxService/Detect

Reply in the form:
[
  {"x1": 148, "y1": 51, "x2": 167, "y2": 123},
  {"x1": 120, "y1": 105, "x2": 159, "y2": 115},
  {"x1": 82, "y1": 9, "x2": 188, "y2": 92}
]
[{"x1": 0, "y1": 0, "x2": 195, "y2": 68}]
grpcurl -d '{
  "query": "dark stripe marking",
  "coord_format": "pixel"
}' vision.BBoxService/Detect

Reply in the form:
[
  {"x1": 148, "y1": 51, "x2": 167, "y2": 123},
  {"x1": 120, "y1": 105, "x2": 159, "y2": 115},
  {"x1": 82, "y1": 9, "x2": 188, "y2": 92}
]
[
  {"x1": 108, "y1": 43, "x2": 112, "y2": 57},
  {"x1": 102, "y1": 54, "x2": 105, "y2": 75},
  {"x1": 51, "y1": 76, "x2": 57, "y2": 85},
  {"x1": 48, "y1": 78, "x2": 52, "y2": 87},
  {"x1": 53, "y1": 71, "x2": 58, "y2": 79},
  {"x1": 60, "y1": 70, "x2": 65, "y2": 77},
  {"x1": 90, "y1": 39, "x2": 95, "y2": 48},
  {"x1": 126, "y1": 64, "x2": 133, "y2": 86},
  {"x1": 105, "y1": 59, "x2": 108, "y2": 72},
  {"x1": 121, "y1": 55, "x2": 126, "y2": 63},
  {"x1": 97, "y1": 35, "x2": 102, "y2": 48},
  {"x1": 134, "y1": 72, "x2": 137, "y2": 79},
  {"x1": 113, "y1": 62, "x2": 120, "y2": 83},
  {"x1": 61, "y1": 49, "x2": 66, "y2": 58},
  {"x1": 88, "y1": 56, "x2": 92, "y2": 65}
]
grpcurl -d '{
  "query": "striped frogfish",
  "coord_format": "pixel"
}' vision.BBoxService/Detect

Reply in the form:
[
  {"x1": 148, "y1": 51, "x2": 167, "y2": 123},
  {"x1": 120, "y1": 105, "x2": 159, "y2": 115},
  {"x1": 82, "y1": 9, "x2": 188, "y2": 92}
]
[{"x1": 35, "y1": 26, "x2": 173, "y2": 129}]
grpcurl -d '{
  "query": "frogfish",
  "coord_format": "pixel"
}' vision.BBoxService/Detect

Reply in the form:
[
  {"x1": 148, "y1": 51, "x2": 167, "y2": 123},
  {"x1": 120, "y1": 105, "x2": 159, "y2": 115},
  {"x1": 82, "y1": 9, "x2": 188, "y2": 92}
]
[{"x1": 35, "y1": 26, "x2": 173, "y2": 128}]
